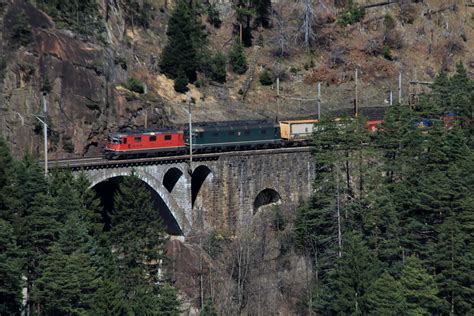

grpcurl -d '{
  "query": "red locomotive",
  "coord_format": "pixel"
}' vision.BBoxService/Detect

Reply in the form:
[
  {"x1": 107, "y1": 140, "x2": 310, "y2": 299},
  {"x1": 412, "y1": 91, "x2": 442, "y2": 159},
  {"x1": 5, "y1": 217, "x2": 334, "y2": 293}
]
[{"x1": 104, "y1": 128, "x2": 186, "y2": 159}]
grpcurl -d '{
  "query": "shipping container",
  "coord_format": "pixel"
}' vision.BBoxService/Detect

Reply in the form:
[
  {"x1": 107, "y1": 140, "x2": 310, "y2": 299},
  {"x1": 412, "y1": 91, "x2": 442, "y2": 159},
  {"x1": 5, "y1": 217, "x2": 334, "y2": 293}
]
[{"x1": 279, "y1": 120, "x2": 319, "y2": 141}]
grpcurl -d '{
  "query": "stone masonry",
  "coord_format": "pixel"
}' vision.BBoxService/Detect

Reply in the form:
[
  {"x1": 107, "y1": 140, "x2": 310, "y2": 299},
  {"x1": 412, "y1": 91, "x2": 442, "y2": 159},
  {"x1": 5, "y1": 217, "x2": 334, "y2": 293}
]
[{"x1": 80, "y1": 148, "x2": 315, "y2": 237}]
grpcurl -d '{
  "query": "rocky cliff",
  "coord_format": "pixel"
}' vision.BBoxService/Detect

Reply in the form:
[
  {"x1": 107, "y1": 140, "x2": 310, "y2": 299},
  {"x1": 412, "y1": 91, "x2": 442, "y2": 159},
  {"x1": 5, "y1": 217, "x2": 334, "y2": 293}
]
[{"x1": 0, "y1": 0, "x2": 472, "y2": 158}]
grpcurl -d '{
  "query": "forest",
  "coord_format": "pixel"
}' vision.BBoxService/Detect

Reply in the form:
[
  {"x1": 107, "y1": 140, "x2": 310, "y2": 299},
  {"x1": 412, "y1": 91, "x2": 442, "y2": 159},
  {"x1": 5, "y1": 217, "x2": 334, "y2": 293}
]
[{"x1": 0, "y1": 61, "x2": 472, "y2": 315}]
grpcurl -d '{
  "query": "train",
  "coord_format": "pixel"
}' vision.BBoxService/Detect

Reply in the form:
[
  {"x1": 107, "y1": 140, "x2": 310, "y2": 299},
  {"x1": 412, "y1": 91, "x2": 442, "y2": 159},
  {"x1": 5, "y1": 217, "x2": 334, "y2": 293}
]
[{"x1": 104, "y1": 118, "x2": 384, "y2": 160}]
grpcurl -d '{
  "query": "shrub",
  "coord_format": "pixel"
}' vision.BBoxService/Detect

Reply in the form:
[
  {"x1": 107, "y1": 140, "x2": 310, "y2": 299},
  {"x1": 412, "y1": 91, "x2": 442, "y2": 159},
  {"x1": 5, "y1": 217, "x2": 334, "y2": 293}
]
[
  {"x1": 336, "y1": 0, "x2": 365, "y2": 26},
  {"x1": 210, "y1": 52, "x2": 226, "y2": 83},
  {"x1": 121, "y1": 77, "x2": 145, "y2": 94},
  {"x1": 383, "y1": 45, "x2": 392, "y2": 60},
  {"x1": 228, "y1": 40, "x2": 248, "y2": 75},
  {"x1": 174, "y1": 69, "x2": 189, "y2": 93},
  {"x1": 259, "y1": 70, "x2": 273, "y2": 85},
  {"x1": 8, "y1": 9, "x2": 32, "y2": 47},
  {"x1": 206, "y1": 3, "x2": 221, "y2": 28},
  {"x1": 383, "y1": 14, "x2": 396, "y2": 31}
]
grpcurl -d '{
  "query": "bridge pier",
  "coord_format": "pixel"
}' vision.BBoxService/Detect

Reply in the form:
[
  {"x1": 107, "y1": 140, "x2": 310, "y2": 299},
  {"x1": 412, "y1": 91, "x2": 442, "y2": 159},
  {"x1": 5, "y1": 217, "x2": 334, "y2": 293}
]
[{"x1": 75, "y1": 148, "x2": 315, "y2": 236}]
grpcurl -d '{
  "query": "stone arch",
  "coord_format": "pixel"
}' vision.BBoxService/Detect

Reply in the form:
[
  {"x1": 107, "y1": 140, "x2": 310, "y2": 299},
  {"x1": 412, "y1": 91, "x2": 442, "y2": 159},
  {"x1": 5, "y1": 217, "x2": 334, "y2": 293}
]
[
  {"x1": 88, "y1": 169, "x2": 191, "y2": 235},
  {"x1": 191, "y1": 165, "x2": 212, "y2": 208},
  {"x1": 253, "y1": 188, "x2": 282, "y2": 214},
  {"x1": 163, "y1": 167, "x2": 183, "y2": 193}
]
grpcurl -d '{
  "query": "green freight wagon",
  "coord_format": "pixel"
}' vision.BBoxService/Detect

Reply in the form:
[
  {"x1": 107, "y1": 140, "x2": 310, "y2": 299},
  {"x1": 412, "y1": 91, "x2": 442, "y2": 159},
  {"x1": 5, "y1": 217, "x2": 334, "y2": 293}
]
[{"x1": 184, "y1": 120, "x2": 281, "y2": 152}]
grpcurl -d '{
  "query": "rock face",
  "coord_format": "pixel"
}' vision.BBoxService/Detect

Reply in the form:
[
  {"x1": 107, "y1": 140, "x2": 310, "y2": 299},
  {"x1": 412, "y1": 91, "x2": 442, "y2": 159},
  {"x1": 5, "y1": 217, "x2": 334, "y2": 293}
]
[{"x1": 0, "y1": 2, "x2": 169, "y2": 158}]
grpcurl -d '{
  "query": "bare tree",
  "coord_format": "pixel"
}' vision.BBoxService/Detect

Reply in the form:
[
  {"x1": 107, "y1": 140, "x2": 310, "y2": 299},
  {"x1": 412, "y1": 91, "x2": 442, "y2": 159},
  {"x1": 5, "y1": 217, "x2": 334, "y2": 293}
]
[
  {"x1": 298, "y1": 0, "x2": 317, "y2": 48},
  {"x1": 271, "y1": 6, "x2": 292, "y2": 57}
]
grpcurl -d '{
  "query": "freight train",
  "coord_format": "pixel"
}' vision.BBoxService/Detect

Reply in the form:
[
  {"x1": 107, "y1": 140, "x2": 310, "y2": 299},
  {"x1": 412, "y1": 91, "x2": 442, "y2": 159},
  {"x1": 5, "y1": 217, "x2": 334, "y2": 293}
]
[{"x1": 104, "y1": 118, "x2": 384, "y2": 160}]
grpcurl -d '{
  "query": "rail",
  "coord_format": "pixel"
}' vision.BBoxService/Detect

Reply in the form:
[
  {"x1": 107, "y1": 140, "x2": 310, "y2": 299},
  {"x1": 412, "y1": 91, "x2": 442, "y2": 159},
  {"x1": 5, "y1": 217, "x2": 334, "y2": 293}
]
[{"x1": 45, "y1": 146, "x2": 313, "y2": 171}]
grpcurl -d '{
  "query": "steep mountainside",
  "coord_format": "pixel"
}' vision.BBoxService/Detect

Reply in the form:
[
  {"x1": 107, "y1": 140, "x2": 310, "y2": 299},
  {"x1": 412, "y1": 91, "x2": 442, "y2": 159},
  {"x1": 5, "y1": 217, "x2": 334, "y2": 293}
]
[{"x1": 0, "y1": 0, "x2": 472, "y2": 158}]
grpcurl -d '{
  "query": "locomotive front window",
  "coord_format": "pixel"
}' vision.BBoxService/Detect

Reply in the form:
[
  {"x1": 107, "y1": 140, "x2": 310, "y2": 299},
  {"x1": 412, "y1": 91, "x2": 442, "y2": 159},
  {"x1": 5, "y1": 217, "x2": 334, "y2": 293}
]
[
  {"x1": 112, "y1": 137, "x2": 121, "y2": 144},
  {"x1": 164, "y1": 135, "x2": 172, "y2": 141},
  {"x1": 150, "y1": 136, "x2": 157, "y2": 141},
  {"x1": 134, "y1": 137, "x2": 141, "y2": 142}
]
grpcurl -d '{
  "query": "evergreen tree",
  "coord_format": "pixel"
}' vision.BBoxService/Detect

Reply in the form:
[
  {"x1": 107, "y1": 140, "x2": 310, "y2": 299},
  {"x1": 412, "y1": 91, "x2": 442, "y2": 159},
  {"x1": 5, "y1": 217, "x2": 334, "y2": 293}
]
[
  {"x1": 209, "y1": 52, "x2": 227, "y2": 83},
  {"x1": 109, "y1": 175, "x2": 176, "y2": 314},
  {"x1": 365, "y1": 272, "x2": 407, "y2": 315},
  {"x1": 157, "y1": 282, "x2": 181, "y2": 316},
  {"x1": 200, "y1": 298, "x2": 218, "y2": 316},
  {"x1": 254, "y1": 0, "x2": 272, "y2": 28},
  {"x1": 229, "y1": 39, "x2": 248, "y2": 74},
  {"x1": 400, "y1": 256, "x2": 441, "y2": 315},
  {"x1": 0, "y1": 137, "x2": 15, "y2": 222},
  {"x1": 327, "y1": 232, "x2": 379, "y2": 315},
  {"x1": 160, "y1": 0, "x2": 205, "y2": 85},
  {"x1": 0, "y1": 219, "x2": 22, "y2": 316},
  {"x1": 32, "y1": 212, "x2": 99, "y2": 315}
]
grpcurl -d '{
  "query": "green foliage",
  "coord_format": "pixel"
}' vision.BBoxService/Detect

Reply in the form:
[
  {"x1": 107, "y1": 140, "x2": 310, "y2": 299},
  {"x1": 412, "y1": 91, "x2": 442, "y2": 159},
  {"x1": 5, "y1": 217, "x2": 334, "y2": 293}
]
[
  {"x1": 34, "y1": 0, "x2": 105, "y2": 37},
  {"x1": 400, "y1": 257, "x2": 441, "y2": 315},
  {"x1": 200, "y1": 299, "x2": 218, "y2": 316},
  {"x1": 229, "y1": 40, "x2": 248, "y2": 74},
  {"x1": 383, "y1": 13, "x2": 396, "y2": 30},
  {"x1": 366, "y1": 272, "x2": 407, "y2": 315},
  {"x1": 0, "y1": 219, "x2": 22, "y2": 315},
  {"x1": 206, "y1": 3, "x2": 222, "y2": 28},
  {"x1": 200, "y1": 51, "x2": 227, "y2": 83},
  {"x1": 336, "y1": 0, "x2": 365, "y2": 26},
  {"x1": 125, "y1": 0, "x2": 155, "y2": 29},
  {"x1": 254, "y1": 0, "x2": 272, "y2": 28},
  {"x1": 121, "y1": 77, "x2": 145, "y2": 94},
  {"x1": 160, "y1": 0, "x2": 206, "y2": 86},
  {"x1": 8, "y1": 8, "x2": 32, "y2": 47},
  {"x1": 41, "y1": 76, "x2": 52, "y2": 94},
  {"x1": 259, "y1": 69, "x2": 273, "y2": 85},
  {"x1": 174, "y1": 69, "x2": 189, "y2": 93},
  {"x1": 383, "y1": 45, "x2": 392, "y2": 60}
]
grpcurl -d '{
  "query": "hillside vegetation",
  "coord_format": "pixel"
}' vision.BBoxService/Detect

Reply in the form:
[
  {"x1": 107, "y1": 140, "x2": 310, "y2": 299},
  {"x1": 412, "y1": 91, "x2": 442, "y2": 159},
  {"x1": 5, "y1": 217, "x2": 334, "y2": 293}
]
[{"x1": 0, "y1": 0, "x2": 472, "y2": 157}]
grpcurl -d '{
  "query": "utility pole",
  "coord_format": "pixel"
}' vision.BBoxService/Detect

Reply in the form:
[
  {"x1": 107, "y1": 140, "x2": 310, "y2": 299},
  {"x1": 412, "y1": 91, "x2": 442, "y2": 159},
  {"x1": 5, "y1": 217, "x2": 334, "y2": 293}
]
[
  {"x1": 398, "y1": 72, "x2": 402, "y2": 104},
  {"x1": 276, "y1": 77, "x2": 280, "y2": 121},
  {"x1": 355, "y1": 68, "x2": 359, "y2": 117},
  {"x1": 390, "y1": 90, "x2": 393, "y2": 106},
  {"x1": 33, "y1": 94, "x2": 48, "y2": 176},
  {"x1": 187, "y1": 95, "x2": 193, "y2": 167},
  {"x1": 317, "y1": 82, "x2": 321, "y2": 120}
]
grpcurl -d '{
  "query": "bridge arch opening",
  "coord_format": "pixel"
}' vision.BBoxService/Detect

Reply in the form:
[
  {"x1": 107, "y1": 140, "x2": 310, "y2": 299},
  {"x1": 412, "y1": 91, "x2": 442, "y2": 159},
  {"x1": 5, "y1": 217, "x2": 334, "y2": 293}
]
[
  {"x1": 192, "y1": 165, "x2": 212, "y2": 207},
  {"x1": 163, "y1": 167, "x2": 183, "y2": 193},
  {"x1": 253, "y1": 188, "x2": 282, "y2": 214},
  {"x1": 92, "y1": 176, "x2": 183, "y2": 236}
]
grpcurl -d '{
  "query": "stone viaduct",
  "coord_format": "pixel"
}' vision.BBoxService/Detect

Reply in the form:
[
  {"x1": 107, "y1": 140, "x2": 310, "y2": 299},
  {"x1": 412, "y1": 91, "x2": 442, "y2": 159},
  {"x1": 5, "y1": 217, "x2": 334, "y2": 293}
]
[{"x1": 78, "y1": 147, "x2": 315, "y2": 237}]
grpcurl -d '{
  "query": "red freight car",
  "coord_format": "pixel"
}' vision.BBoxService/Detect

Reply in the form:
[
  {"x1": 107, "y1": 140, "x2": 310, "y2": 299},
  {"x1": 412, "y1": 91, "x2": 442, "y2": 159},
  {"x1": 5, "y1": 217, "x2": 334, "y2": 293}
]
[{"x1": 104, "y1": 128, "x2": 186, "y2": 159}]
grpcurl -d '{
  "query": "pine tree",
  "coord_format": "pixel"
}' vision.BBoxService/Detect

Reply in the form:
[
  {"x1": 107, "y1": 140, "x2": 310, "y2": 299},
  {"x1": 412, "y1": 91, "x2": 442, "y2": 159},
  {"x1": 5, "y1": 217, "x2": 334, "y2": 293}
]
[
  {"x1": 327, "y1": 232, "x2": 379, "y2": 315},
  {"x1": 32, "y1": 212, "x2": 99, "y2": 315},
  {"x1": 210, "y1": 52, "x2": 227, "y2": 83},
  {"x1": 400, "y1": 256, "x2": 441, "y2": 315},
  {"x1": 109, "y1": 175, "x2": 175, "y2": 313},
  {"x1": 157, "y1": 282, "x2": 181, "y2": 316},
  {"x1": 365, "y1": 272, "x2": 407, "y2": 315},
  {"x1": 229, "y1": 39, "x2": 248, "y2": 74},
  {"x1": 0, "y1": 219, "x2": 22, "y2": 315},
  {"x1": 160, "y1": 0, "x2": 204, "y2": 84},
  {"x1": 0, "y1": 137, "x2": 15, "y2": 222},
  {"x1": 200, "y1": 298, "x2": 218, "y2": 316},
  {"x1": 254, "y1": 0, "x2": 272, "y2": 28}
]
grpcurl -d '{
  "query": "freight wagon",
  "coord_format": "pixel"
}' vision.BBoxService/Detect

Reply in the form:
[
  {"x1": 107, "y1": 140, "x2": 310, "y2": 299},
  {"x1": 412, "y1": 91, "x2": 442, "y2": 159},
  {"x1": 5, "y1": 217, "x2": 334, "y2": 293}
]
[{"x1": 279, "y1": 119, "x2": 319, "y2": 141}]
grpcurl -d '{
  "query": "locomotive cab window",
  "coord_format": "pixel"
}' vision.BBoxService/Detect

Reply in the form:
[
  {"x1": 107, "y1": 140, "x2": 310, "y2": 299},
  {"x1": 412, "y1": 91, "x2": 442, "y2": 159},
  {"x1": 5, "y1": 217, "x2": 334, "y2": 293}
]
[
  {"x1": 123, "y1": 138, "x2": 127, "y2": 144},
  {"x1": 134, "y1": 137, "x2": 141, "y2": 142},
  {"x1": 112, "y1": 137, "x2": 121, "y2": 144},
  {"x1": 149, "y1": 136, "x2": 157, "y2": 142},
  {"x1": 164, "y1": 135, "x2": 172, "y2": 141}
]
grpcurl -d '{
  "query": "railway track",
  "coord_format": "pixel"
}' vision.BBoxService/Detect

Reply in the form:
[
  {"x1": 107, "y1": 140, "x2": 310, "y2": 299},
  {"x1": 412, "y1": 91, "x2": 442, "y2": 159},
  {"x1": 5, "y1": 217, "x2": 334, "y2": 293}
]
[{"x1": 46, "y1": 146, "x2": 313, "y2": 170}]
